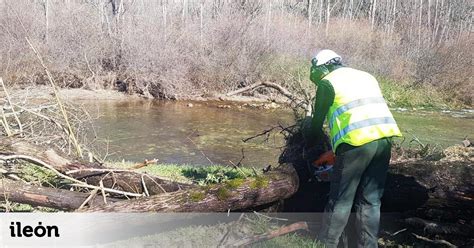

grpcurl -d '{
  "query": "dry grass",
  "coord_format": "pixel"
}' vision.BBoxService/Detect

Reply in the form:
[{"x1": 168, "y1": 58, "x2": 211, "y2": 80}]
[{"x1": 0, "y1": 0, "x2": 472, "y2": 105}]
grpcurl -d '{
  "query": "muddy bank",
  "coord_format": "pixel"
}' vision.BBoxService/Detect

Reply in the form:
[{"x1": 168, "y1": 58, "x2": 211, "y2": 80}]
[
  {"x1": 5, "y1": 85, "x2": 473, "y2": 113},
  {"x1": 2, "y1": 86, "x2": 138, "y2": 102},
  {"x1": 3, "y1": 86, "x2": 289, "y2": 109}
]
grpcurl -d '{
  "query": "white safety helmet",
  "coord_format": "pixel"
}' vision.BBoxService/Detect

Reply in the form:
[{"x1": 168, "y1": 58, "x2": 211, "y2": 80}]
[{"x1": 312, "y1": 49, "x2": 342, "y2": 66}]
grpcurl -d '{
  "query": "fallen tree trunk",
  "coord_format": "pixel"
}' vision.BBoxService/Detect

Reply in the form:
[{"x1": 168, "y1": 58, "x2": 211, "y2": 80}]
[
  {"x1": 1, "y1": 139, "x2": 300, "y2": 212},
  {"x1": 0, "y1": 178, "x2": 120, "y2": 210},
  {"x1": 0, "y1": 138, "x2": 189, "y2": 195},
  {"x1": 81, "y1": 165, "x2": 299, "y2": 212},
  {"x1": 2, "y1": 137, "x2": 472, "y2": 218}
]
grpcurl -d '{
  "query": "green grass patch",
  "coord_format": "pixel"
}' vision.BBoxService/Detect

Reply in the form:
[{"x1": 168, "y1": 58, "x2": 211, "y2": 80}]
[
  {"x1": 108, "y1": 161, "x2": 255, "y2": 185},
  {"x1": 18, "y1": 163, "x2": 61, "y2": 187},
  {"x1": 0, "y1": 202, "x2": 35, "y2": 212},
  {"x1": 378, "y1": 77, "x2": 454, "y2": 109},
  {"x1": 0, "y1": 201, "x2": 59, "y2": 213}
]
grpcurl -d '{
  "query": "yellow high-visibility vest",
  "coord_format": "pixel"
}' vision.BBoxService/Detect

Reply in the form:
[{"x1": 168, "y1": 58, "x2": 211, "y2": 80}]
[{"x1": 324, "y1": 67, "x2": 402, "y2": 151}]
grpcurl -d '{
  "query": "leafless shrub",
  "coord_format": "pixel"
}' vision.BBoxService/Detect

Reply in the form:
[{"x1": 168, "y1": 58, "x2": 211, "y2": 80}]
[
  {"x1": 0, "y1": 0, "x2": 472, "y2": 104},
  {"x1": 1, "y1": 85, "x2": 100, "y2": 158}
]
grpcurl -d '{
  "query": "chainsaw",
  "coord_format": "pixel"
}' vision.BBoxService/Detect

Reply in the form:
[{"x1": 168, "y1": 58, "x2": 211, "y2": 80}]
[{"x1": 312, "y1": 164, "x2": 333, "y2": 182}]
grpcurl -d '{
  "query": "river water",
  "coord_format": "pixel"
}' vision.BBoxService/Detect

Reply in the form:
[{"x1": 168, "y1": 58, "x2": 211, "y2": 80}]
[{"x1": 86, "y1": 101, "x2": 473, "y2": 167}]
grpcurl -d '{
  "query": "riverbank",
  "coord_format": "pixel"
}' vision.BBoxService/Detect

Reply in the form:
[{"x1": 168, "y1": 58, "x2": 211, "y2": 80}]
[
  {"x1": 4, "y1": 83, "x2": 470, "y2": 111},
  {"x1": 4, "y1": 86, "x2": 471, "y2": 166},
  {"x1": 3, "y1": 86, "x2": 279, "y2": 104}
]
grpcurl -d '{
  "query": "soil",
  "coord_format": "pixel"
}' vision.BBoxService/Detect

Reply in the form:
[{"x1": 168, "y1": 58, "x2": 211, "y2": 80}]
[
  {"x1": 3, "y1": 86, "x2": 139, "y2": 102},
  {"x1": 2, "y1": 86, "x2": 289, "y2": 111}
]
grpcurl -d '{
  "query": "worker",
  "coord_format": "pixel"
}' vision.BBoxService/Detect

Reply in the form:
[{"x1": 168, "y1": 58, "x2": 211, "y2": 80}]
[{"x1": 309, "y1": 49, "x2": 402, "y2": 248}]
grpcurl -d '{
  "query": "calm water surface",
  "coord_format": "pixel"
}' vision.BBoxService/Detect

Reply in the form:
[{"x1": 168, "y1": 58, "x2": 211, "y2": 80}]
[{"x1": 86, "y1": 101, "x2": 473, "y2": 167}]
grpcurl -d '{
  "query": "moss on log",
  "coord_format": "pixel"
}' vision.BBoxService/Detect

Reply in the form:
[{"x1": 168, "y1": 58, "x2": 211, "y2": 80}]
[{"x1": 81, "y1": 165, "x2": 298, "y2": 212}]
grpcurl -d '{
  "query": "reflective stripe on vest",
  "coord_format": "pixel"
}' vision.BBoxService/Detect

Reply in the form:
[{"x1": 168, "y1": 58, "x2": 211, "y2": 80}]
[
  {"x1": 323, "y1": 67, "x2": 402, "y2": 151},
  {"x1": 328, "y1": 97, "x2": 387, "y2": 130},
  {"x1": 331, "y1": 116, "x2": 397, "y2": 146}
]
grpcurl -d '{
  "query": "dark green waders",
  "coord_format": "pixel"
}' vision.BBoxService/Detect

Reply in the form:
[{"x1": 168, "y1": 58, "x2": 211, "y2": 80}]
[{"x1": 318, "y1": 138, "x2": 392, "y2": 248}]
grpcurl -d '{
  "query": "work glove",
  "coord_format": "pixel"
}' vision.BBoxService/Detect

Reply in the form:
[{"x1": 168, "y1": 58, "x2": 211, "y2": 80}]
[{"x1": 313, "y1": 151, "x2": 335, "y2": 167}]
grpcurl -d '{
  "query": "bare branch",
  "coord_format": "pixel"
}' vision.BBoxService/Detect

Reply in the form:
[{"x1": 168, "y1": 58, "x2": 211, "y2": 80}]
[{"x1": 0, "y1": 154, "x2": 142, "y2": 197}]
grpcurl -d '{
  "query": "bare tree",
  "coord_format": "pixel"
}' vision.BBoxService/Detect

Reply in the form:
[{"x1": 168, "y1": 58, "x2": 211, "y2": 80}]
[
  {"x1": 371, "y1": 0, "x2": 377, "y2": 30},
  {"x1": 0, "y1": 0, "x2": 472, "y2": 104}
]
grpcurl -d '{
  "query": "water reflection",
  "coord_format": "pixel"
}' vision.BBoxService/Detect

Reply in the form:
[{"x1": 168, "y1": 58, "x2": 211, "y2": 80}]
[
  {"x1": 86, "y1": 101, "x2": 473, "y2": 166},
  {"x1": 88, "y1": 101, "x2": 292, "y2": 167}
]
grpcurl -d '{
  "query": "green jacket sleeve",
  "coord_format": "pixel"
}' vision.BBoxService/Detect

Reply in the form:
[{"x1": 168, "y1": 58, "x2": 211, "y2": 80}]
[{"x1": 311, "y1": 79, "x2": 335, "y2": 140}]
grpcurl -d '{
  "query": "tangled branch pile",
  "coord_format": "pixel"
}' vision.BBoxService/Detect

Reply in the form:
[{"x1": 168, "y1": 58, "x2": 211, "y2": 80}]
[{"x1": 0, "y1": 83, "x2": 98, "y2": 157}]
